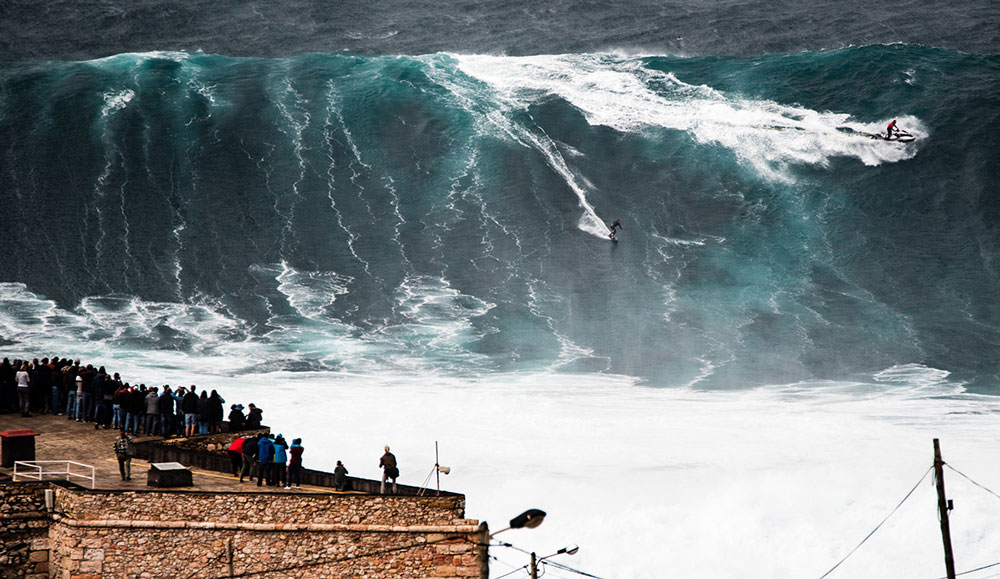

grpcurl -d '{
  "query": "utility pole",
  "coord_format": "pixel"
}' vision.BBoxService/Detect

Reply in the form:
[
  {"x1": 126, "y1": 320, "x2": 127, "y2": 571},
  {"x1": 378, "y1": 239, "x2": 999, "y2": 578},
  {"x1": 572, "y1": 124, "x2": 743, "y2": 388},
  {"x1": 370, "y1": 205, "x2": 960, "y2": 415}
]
[
  {"x1": 530, "y1": 552, "x2": 538, "y2": 579},
  {"x1": 933, "y1": 438, "x2": 956, "y2": 579},
  {"x1": 435, "y1": 441, "x2": 441, "y2": 496}
]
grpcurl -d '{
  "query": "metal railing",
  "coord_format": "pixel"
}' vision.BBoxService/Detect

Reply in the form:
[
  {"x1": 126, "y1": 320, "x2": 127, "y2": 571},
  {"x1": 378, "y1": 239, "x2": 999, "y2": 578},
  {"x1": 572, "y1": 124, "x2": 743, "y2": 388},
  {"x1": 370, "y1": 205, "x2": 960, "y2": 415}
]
[{"x1": 13, "y1": 460, "x2": 95, "y2": 489}]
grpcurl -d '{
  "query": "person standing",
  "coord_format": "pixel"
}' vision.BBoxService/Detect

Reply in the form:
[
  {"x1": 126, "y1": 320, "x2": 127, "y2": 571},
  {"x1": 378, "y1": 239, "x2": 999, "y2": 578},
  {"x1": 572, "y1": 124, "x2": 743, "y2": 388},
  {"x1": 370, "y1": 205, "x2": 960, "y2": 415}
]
[
  {"x1": 0, "y1": 358, "x2": 15, "y2": 413},
  {"x1": 196, "y1": 390, "x2": 211, "y2": 435},
  {"x1": 144, "y1": 386, "x2": 160, "y2": 436},
  {"x1": 126, "y1": 386, "x2": 145, "y2": 434},
  {"x1": 16, "y1": 363, "x2": 31, "y2": 417},
  {"x1": 239, "y1": 433, "x2": 260, "y2": 483},
  {"x1": 182, "y1": 386, "x2": 199, "y2": 437},
  {"x1": 228, "y1": 404, "x2": 245, "y2": 432},
  {"x1": 208, "y1": 390, "x2": 225, "y2": 433},
  {"x1": 379, "y1": 445, "x2": 398, "y2": 495},
  {"x1": 288, "y1": 438, "x2": 305, "y2": 488},
  {"x1": 113, "y1": 429, "x2": 135, "y2": 481},
  {"x1": 608, "y1": 218, "x2": 623, "y2": 240},
  {"x1": 273, "y1": 434, "x2": 288, "y2": 488},
  {"x1": 158, "y1": 386, "x2": 176, "y2": 438},
  {"x1": 256, "y1": 433, "x2": 275, "y2": 487},
  {"x1": 245, "y1": 403, "x2": 262, "y2": 429}
]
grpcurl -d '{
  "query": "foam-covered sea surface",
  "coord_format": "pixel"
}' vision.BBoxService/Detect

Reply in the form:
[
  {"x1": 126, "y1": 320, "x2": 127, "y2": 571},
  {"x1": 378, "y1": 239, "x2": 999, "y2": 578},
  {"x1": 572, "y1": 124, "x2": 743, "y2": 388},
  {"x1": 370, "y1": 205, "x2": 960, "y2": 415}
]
[{"x1": 3, "y1": 3, "x2": 1000, "y2": 577}]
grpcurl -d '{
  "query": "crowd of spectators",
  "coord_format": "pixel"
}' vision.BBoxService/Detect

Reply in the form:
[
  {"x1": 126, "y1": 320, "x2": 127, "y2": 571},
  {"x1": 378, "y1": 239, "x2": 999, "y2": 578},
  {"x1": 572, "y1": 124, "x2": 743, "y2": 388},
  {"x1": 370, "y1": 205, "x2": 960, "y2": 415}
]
[{"x1": 0, "y1": 356, "x2": 261, "y2": 439}]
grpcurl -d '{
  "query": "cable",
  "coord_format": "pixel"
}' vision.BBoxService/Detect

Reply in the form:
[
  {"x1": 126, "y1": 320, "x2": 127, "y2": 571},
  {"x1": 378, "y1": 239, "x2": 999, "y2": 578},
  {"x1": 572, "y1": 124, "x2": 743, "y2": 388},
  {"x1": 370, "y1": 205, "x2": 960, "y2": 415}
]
[
  {"x1": 931, "y1": 560, "x2": 1000, "y2": 579},
  {"x1": 945, "y1": 464, "x2": 1000, "y2": 503},
  {"x1": 493, "y1": 565, "x2": 531, "y2": 579},
  {"x1": 817, "y1": 465, "x2": 934, "y2": 579},
  {"x1": 545, "y1": 559, "x2": 607, "y2": 579}
]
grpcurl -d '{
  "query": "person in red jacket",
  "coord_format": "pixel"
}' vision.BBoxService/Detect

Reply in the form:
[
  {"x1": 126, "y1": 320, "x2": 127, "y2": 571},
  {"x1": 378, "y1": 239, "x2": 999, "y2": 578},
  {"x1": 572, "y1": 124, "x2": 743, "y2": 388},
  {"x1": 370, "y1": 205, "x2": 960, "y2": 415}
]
[
  {"x1": 886, "y1": 119, "x2": 898, "y2": 139},
  {"x1": 227, "y1": 437, "x2": 245, "y2": 477}
]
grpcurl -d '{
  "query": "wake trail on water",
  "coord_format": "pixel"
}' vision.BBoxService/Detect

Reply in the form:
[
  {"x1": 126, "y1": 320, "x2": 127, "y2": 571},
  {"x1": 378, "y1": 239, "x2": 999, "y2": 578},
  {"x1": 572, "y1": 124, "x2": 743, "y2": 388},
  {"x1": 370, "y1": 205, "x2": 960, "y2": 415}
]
[{"x1": 453, "y1": 53, "x2": 924, "y2": 182}]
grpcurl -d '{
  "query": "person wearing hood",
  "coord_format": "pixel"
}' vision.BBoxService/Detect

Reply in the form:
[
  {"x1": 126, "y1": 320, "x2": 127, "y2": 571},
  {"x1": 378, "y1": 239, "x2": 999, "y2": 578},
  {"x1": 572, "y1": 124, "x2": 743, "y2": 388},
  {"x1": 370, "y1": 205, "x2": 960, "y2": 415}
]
[
  {"x1": 245, "y1": 403, "x2": 262, "y2": 429},
  {"x1": 256, "y1": 433, "x2": 275, "y2": 487},
  {"x1": 273, "y1": 434, "x2": 289, "y2": 488},
  {"x1": 228, "y1": 404, "x2": 245, "y2": 432},
  {"x1": 288, "y1": 438, "x2": 305, "y2": 488}
]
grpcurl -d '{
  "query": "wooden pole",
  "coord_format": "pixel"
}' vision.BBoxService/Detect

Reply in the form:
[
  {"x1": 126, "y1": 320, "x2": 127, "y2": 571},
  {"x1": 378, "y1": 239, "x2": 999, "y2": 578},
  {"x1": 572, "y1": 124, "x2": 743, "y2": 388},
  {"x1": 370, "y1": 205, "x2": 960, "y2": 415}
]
[
  {"x1": 436, "y1": 441, "x2": 441, "y2": 497},
  {"x1": 933, "y1": 438, "x2": 956, "y2": 579},
  {"x1": 226, "y1": 537, "x2": 234, "y2": 577},
  {"x1": 530, "y1": 552, "x2": 538, "y2": 579}
]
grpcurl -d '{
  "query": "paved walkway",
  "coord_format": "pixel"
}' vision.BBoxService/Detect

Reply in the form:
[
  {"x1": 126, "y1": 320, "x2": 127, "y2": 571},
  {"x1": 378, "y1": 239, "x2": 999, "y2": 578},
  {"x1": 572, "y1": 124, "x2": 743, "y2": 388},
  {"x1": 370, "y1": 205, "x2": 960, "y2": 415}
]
[{"x1": 0, "y1": 412, "x2": 337, "y2": 494}]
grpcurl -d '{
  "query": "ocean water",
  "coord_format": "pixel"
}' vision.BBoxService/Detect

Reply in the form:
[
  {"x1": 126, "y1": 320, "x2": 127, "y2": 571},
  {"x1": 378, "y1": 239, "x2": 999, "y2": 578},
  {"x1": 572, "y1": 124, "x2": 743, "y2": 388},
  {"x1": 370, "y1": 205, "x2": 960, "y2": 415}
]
[{"x1": 2, "y1": 2, "x2": 1000, "y2": 578}]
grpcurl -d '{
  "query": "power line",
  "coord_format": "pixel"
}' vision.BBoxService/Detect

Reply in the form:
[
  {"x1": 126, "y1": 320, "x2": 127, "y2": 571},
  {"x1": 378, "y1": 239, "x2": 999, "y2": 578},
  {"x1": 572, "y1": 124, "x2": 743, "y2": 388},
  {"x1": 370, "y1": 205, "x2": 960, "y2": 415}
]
[
  {"x1": 494, "y1": 565, "x2": 530, "y2": 579},
  {"x1": 817, "y1": 465, "x2": 934, "y2": 579},
  {"x1": 945, "y1": 464, "x2": 1000, "y2": 503},
  {"x1": 933, "y1": 560, "x2": 1000, "y2": 579},
  {"x1": 545, "y1": 558, "x2": 607, "y2": 579}
]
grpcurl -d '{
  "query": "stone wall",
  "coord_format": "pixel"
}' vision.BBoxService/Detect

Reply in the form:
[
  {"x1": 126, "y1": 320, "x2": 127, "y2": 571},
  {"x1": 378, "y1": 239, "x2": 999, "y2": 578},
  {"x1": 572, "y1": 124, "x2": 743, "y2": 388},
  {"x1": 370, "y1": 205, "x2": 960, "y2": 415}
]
[
  {"x1": 0, "y1": 482, "x2": 51, "y2": 579},
  {"x1": 1, "y1": 483, "x2": 489, "y2": 579}
]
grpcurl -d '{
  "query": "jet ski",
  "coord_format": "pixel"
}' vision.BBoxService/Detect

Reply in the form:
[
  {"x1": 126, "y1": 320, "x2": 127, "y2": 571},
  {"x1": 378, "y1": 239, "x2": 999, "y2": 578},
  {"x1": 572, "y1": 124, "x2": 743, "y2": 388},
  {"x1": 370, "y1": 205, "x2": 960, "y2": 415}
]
[
  {"x1": 868, "y1": 129, "x2": 915, "y2": 143},
  {"x1": 835, "y1": 126, "x2": 916, "y2": 143}
]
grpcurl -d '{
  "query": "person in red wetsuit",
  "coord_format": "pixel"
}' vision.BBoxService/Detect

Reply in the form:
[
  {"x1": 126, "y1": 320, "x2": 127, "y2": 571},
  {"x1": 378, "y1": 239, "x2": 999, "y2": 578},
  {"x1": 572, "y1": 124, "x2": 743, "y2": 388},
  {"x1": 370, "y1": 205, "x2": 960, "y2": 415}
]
[{"x1": 886, "y1": 119, "x2": 898, "y2": 139}]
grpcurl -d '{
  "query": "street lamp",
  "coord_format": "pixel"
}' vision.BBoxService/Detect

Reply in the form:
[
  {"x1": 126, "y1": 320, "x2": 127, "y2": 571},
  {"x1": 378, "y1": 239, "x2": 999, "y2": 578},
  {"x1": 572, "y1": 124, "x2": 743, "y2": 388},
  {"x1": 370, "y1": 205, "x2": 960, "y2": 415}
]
[
  {"x1": 490, "y1": 508, "x2": 547, "y2": 537},
  {"x1": 530, "y1": 544, "x2": 580, "y2": 579}
]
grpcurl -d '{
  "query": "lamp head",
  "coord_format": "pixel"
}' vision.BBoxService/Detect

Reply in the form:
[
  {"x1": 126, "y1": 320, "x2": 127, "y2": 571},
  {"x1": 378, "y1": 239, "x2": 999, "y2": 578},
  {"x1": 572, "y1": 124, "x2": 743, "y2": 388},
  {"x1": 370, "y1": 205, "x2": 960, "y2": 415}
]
[{"x1": 510, "y1": 508, "x2": 546, "y2": 530}]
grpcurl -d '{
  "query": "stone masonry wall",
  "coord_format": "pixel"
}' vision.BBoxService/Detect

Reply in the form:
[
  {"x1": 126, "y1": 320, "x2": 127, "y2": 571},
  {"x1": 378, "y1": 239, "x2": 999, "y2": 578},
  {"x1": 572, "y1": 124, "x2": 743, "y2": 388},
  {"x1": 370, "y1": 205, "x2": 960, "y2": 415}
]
[
  {"x1": 54, "y1": 487, "x2": 468, "y2": 526},
  {"x1": 0, "y1": 483, "x2": 51, "y2": 579},
  {"x1": 27, "y1": 485, "x2": 487, "y2": 579}
]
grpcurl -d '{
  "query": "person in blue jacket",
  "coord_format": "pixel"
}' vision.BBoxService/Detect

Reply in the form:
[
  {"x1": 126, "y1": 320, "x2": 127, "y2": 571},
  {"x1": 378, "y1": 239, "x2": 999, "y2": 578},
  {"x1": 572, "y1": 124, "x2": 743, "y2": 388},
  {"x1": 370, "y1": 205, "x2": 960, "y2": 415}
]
[
  {"x1": 273, "y1": 434, "x2": 289, "y2": 488},
  {"x1": 256, "y1": 433, "x2": 275, "y2": 487}
]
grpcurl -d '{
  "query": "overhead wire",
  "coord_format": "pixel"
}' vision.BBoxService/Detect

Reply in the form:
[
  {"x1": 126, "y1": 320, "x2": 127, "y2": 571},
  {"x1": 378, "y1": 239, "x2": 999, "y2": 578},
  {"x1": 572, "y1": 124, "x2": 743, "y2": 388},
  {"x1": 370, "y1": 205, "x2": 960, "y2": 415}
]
[
  {"x1": 817, "y1": 465, "x2": 934, "y2": 579},
  {"x1": 945, "y1": 464, "x2": 1000, "y2": 503}
]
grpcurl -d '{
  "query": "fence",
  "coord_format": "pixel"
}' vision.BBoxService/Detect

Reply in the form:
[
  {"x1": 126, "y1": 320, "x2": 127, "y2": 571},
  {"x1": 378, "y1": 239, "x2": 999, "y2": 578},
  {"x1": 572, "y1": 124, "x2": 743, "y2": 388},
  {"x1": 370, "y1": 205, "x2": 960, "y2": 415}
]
[{"x1": 14, "y1": 460, "x2": 95, "y2": 489}]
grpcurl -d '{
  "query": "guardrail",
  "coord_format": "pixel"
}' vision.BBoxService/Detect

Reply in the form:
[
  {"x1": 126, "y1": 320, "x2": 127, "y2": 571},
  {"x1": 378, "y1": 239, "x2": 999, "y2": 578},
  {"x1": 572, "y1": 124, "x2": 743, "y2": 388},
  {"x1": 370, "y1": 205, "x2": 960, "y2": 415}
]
[{"x1": 14, "y1": 460, "x2": 96, "y2": 489}]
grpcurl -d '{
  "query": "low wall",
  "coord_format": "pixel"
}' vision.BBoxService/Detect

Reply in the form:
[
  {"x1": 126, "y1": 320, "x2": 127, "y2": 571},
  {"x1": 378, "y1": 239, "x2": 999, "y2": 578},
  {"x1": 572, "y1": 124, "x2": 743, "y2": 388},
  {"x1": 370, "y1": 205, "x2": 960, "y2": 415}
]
[
  {"x1": 134, "y1": 431, "x2": 446, "y2": 496},
  {"x1": 0, "y1": 482, "x2": 488, "y2": 579}
]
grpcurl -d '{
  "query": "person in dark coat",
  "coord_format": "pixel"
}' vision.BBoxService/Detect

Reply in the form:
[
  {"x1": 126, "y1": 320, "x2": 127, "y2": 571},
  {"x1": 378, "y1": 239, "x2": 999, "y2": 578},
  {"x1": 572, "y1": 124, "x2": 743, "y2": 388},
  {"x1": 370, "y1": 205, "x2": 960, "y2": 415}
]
[
  {"x1": 182, "y1": 387, "x2": 199, "y2": 437},
  {"x1": 209, "y1": 390, "x2": 224, "y2": 433},
  {"x1": 126, "y1": 386, "x2": 146, "y2": 434},
  {"x1": 380, "y1": 445, "x2": 398, "y2": 495},
  {"x1": 196, "y1": 390, "x2": 211, "y2": 435},
  {"x1": 158, "y1": 386, "x2": 176, "y2": 438},
  {"x1": 333, "y1": 459, "x2": 348, "y2": 491},
  {"x1": 228, "y1": 404, "x2": 245, "y2": 432},
  {"x1": 240, "y1": 433, "x2": 260, "y2": 483},
  {"x1": 245, "y1": 403, "x2": 262, "y2": 429}
]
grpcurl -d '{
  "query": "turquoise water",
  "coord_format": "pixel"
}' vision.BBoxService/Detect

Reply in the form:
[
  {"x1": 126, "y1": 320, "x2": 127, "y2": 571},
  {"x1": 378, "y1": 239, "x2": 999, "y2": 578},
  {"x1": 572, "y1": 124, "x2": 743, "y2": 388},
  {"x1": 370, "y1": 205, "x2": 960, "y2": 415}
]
[{"x1": 2, "y1": 47, "x2": 999, "y2": 391}]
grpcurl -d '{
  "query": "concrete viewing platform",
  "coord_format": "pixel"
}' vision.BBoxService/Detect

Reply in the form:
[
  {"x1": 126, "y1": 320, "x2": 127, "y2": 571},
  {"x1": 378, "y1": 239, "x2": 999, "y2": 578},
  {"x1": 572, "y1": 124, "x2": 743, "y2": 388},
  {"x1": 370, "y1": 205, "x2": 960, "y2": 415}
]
[{"x1": 0, "y1": 412, "x2": 360, "y2": 494}]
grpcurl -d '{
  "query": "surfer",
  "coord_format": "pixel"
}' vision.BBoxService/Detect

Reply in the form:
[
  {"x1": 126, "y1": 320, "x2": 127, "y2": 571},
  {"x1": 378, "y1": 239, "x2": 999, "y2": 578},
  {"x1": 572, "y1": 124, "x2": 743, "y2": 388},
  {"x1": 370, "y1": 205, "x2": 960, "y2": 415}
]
[{"x1": 609, "y1": 219, "x2": 622, "y2": 240}]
